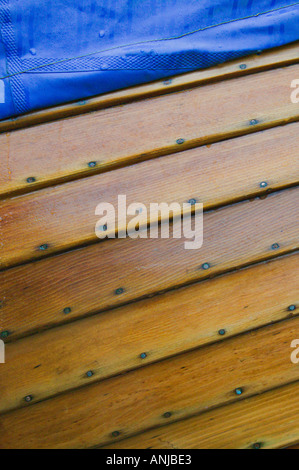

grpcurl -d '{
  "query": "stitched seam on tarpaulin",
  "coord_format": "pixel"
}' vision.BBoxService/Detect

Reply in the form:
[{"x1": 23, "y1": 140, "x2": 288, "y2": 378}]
[
  {"x1": 0, "y1": 0, "x2": 28, "y2": 113},
  {"x1": 20, "y1": 50, "x2": 248, "y2": 72},
  {"x1": 0, "y1": 1, "x2": 298, "y2": 78}
]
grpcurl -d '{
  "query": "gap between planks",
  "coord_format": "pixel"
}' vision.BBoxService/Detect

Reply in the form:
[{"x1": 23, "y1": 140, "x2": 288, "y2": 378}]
[
  {"x1": 1, "y1": 63, "x2": 299, "y2": 199},
  {"x1": 102, "y1": 380, "x2": 299, "y2": 450},
  {"x1": 0, "y1": 41, "x2": 298, "y2": 134},
  {"x1": 1, "y1": 187, "x2": 298, "y2": 342},
  {"x1": 1, "y1": 317, "x2": 299, "y2": 448},
  {"x1": 0, "y1": 252, "x2": 297, "y2": 415},
  {"x1": 1, "y1": 122, "x2": 299, "y2": 269}
]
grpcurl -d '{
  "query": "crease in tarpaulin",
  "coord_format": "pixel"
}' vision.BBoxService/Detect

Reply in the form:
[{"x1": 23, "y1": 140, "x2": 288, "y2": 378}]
[{"x1": 0, "y1": 0, "x2": 298, "y2": 120}]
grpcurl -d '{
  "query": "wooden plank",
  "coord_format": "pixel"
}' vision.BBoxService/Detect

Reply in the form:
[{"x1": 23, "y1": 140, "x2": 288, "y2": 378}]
[
  {"x1": 0, "y1": 253, "x2": 298, "y2": 414},
  {"x1": 1, "y1": 318, "x2": 298, "y2": 449},
  {"x1": 0, "y1": 42, "x2": 298, "y2": 134},
  {"x1": 1, "y1": 123, "x2": 299, "y2": 268},
  {"x1": 1, "y1": 64, "x2": 299, "y2": 198},
  {"x1": 1, "y1": 188, "x2": 298, "y2": 341},
  {"x1": 103, "y1": 381, "x2": 299, "y2": 450}
]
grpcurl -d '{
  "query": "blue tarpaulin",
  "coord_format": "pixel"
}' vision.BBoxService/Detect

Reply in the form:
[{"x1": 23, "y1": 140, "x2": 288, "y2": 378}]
[{"x1": 0, "y1": 0, "x2": 298, "y2": 120}]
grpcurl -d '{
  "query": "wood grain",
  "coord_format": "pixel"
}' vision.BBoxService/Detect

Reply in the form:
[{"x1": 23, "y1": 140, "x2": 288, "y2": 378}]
[
  {"x1": 1, "y1": 317, "x2": 298, "y2": 449},
  {"x1": 1, "y1": 123, "x2": 298, "y2": 268},
  {"x1": 1, "y1": 253, "x2": 297, "y2": 414},
  {"x1": 103, "y1": 381, "x2": 299, "y2": 449},
  {"x1": 1, "y1": 188, "x2": 298, "y2": 341},
  {"x1": 0, "y1": 42, "x2": 297, "y2": 134},
  {"x1": 1, "y1": 64, "x2": 299, "y2": 198}
]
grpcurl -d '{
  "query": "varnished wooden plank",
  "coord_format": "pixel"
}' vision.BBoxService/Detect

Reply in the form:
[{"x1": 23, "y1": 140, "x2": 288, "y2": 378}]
[
  {"x1": 1, "y1": 64, "x2": 299, "y2": 198},
  {"x1": 1, "y1": 188, "x2": 298, "y2": 341},
  {"x1": 104, "y1": 381, "x2": 299, "y2": 449},
  {"x1": 1, "y1": 123, "x2": 298, "y2": 268},
  {"x1": 1, "y1": 318, "x2": 298, "y2": 449},
  {"x1": 0, "y1": 42, "x2": 298, "y2": 134},
  {"x1": 0, "y1": 253, "x2": 297, "y2": 414}
]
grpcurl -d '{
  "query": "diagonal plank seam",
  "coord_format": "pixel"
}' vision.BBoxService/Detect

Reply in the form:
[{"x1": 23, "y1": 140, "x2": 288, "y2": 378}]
[{"x1": 0, "y1": 41, "x2": 298, "y2": 134}]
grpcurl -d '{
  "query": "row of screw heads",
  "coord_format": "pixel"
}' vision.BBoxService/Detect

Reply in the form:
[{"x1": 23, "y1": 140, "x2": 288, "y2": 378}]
[{"x1": 2, "y1": 305, "x2": 296, "y2": 340}]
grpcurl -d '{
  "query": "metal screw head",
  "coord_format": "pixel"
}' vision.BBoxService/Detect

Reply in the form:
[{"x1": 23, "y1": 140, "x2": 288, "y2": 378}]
[
  {"x1": 26, "y1": 177, "x2": 36, "y2": 184},
  {"x1": 39, "y1": 244, "x2": 49, "y2": 251},
  {"x1": 176, "y1": 138, "x2": 185, "y2": 145},
  {"x1": 250, "y1": 119, "x2": 259, "y2": 126},
  {"x1": 252, "y1": 442, "x2": 262, "y2": 449},
  {"x1": 100, "y1": 224, "x2": 107, "y2": 232},
  {"x1": 115, "y1": 287, "x2": 124, "y2": 295},
  {"x1": 24, "y1": 395, "x2": 33, "y2": 403},
  {"x1": 235, "y1": 388, "x2": 243, "y2": 396},
  {"x1": 218, "y1": 329, "x2": 226, "y2": 336},
  {"x1": 288, "y1": 305, "x2": 296, "y2": 312},
  {"x1": 86, "y1": 371, "x2": 93, "y2": 378},
  {"x1": 63, "y1": 307, "x2": 72, "y2": 315},
  {"x1": 202, "y1": 263, "x2": 210, "y2": 270},
  {"x1": 0, "y1": 331, "x2": 9, "y2": 339},
  {"x1": 140, "y1": 352, "x2": 147, "y2": 359},
  {"x1": 188, "y1": 198, "x2": 197, "y2": 205},
  {"x1": 239, "y1": 64, "x2": 247, "y2": 70},
  {"x1": 99, "y1": 30, "x2": 105, "y2": 38},
  {"x1": 112, "y1": 431, "x2": 120, "y2": 438},
  {"x1": 88, "y1": 161, "x2": 97, "y2": 168},
  {"x1": 260, "y1": 181, "x2": 268, "y2": 188},
  {"x1": 163, "y1": 412, "x2": 172, "y2": 418},
  {"x1": 271, "y1": 243, "x2": 280, "y2": 250},
  {"x1": 29, "y1": 48, "x2": 36, "y2": 55}
]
